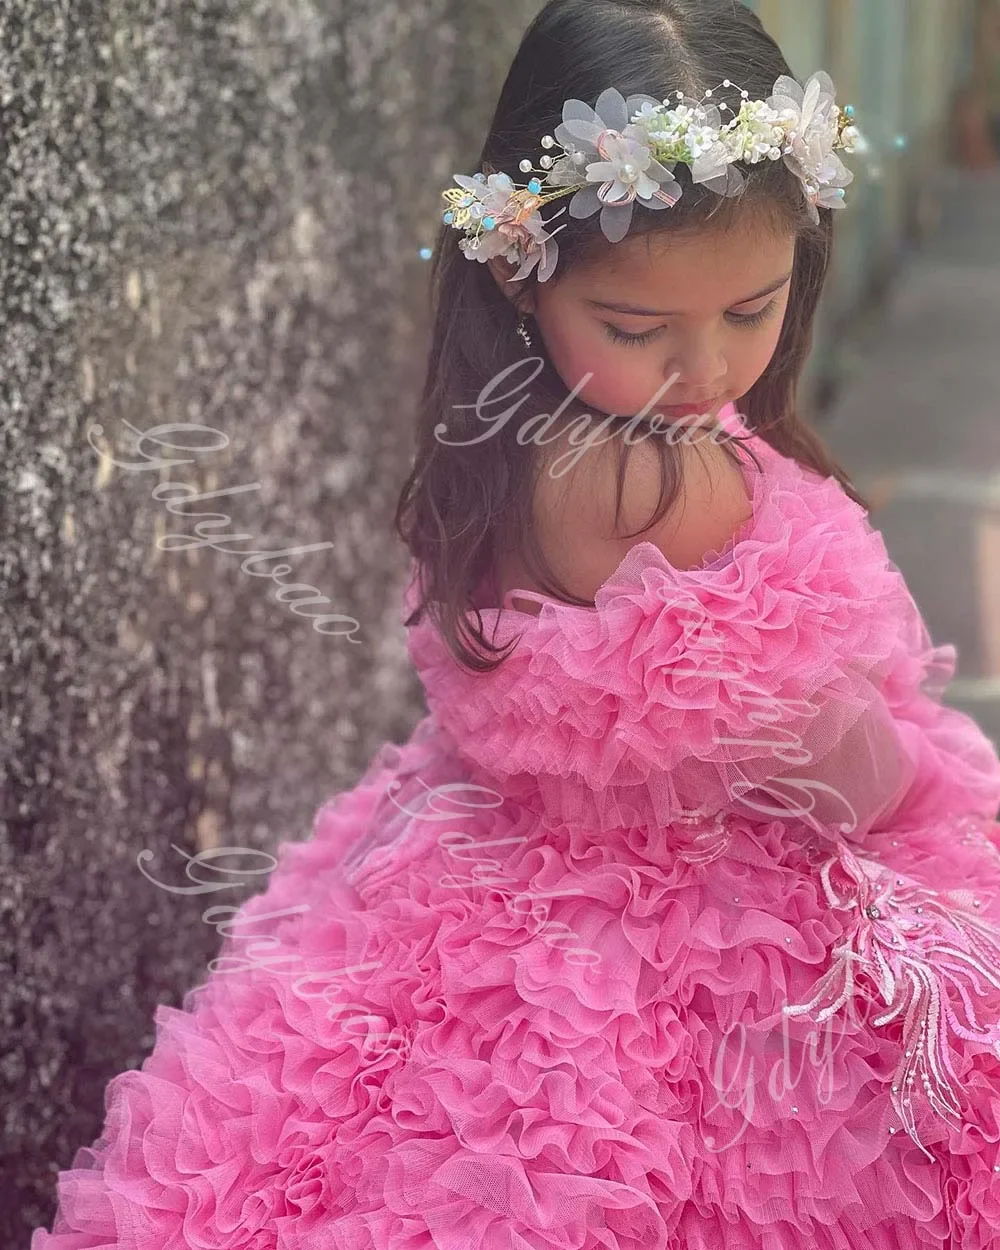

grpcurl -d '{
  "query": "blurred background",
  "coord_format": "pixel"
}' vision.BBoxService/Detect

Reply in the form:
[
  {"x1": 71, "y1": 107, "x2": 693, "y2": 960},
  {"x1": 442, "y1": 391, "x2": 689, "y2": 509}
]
[
  {"x1": 743, "y1": 0, "x2": 1000, "y2": 752},
  {"x1": 2, "y1": 0, "x2": 998, "y2": 1239}
]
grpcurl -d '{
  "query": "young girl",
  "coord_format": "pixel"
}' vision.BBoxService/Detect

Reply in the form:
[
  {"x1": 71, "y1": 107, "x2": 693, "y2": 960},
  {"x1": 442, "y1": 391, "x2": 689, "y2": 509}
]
[{"x1": 33, "y1": 1, "x2": 1000, "y2": 1246}]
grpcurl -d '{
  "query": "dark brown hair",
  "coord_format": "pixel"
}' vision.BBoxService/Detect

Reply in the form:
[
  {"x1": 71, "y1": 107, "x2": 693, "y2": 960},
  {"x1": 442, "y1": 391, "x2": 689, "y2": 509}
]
[{"x1": 395, "y1": 0, "x2": 869, "y2": 673}]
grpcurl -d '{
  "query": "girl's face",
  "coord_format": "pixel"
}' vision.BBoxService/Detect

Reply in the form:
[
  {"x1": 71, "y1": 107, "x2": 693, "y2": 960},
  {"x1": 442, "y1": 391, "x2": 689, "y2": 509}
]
[{"x1": 491, "y1": 217, "x2": 798, "y2": 424}]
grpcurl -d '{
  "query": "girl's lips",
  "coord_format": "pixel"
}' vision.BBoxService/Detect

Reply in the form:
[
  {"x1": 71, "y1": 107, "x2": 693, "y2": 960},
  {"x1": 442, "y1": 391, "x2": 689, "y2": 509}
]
[
  {"x1": 660, "y1": 399, "x2": 722, "y2": 419},
  {"x1": 661, "y1": 398, "x2": 720, "y2": 412}
]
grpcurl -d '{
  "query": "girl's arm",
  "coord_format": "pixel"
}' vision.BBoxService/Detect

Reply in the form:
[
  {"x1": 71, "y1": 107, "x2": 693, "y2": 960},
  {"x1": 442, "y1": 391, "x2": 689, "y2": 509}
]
[{"x1": 533, "y1": 426, "x2": 754, "y2": 601}]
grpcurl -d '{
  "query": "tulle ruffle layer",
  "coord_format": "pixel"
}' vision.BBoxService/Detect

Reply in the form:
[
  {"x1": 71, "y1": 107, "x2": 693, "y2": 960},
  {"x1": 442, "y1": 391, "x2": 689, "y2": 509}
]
[{"x1": 32, "y1": 736, "x2": 1000, "y2": 1247}]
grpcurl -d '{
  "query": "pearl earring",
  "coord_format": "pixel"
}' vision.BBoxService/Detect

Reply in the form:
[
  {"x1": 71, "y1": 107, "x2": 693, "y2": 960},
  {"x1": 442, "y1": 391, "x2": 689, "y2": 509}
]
[{"x1": 516, "y1": 313, "x2": 534, "y2": 352}]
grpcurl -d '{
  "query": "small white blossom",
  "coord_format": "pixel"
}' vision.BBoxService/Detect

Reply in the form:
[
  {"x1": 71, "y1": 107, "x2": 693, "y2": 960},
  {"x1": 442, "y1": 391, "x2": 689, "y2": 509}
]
[
  {"x1": 631, "y1": 101, "x2": 662, "y2": 123},
  {"x1": 686, "y1": 123, "x2": 721, "y2": 160}
]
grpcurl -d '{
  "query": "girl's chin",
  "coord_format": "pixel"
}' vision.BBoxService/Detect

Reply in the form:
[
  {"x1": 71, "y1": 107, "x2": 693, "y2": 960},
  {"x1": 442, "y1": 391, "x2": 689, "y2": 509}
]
[
  {"x1": 568, "y1": 389, "x2": 727, "y2": 427},
  {"x1": 658, "y1": 410, "x2": 720, "y2": 428},
  {"x1": 595, "y1": 404, "x2": 723, "y2": 428}
]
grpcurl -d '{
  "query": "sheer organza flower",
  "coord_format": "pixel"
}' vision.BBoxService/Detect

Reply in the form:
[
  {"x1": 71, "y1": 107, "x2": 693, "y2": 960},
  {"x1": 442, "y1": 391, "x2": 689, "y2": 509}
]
[
  {"x1": 766, "y1": 71, "x2": 855, "y2": 223},
  {"x1": 552, "y1": 87, "x2": 684, "y2": 243}
]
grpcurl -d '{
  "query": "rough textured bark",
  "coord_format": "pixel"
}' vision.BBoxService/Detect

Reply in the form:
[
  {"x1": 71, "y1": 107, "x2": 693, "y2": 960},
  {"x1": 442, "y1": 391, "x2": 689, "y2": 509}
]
[{"x1": 0, "y1": 1, "x2": 541, "y2": 1237}]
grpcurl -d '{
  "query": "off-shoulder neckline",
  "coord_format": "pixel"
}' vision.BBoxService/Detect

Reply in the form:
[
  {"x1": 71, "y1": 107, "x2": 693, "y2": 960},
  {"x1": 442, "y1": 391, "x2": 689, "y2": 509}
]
[{"x1": 478, "y1": 417, "x2": 770, "y2": 621}]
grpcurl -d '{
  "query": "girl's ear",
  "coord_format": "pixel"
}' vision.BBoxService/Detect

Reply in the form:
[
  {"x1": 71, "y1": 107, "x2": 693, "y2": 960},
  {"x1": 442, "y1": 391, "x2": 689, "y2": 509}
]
[{"x1": 486, "y1": 256, "x2": 536, "y2": 317}]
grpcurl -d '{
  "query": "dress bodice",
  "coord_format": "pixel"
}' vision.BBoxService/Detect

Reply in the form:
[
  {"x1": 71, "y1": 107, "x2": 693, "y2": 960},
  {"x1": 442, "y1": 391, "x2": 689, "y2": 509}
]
[{"x1": 404, "y1": 408, "x2": 1000, "y2": 838}]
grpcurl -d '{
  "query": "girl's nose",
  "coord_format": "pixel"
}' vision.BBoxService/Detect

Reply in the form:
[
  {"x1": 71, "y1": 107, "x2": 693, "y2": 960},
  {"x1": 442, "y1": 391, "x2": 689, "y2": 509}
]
[{"x1": 662, "y1": 335, "x2": 728, "y2": 393}]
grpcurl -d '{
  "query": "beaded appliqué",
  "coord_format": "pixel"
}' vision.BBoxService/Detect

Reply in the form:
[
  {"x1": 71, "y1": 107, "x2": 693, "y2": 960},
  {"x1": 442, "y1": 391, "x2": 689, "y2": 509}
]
[
  {"x1": 783, "y1": 839, "x2": 1000, "y2": 1160},
  {"x1": 671, "y1": 805, "x2": 734, "y2": 865}
]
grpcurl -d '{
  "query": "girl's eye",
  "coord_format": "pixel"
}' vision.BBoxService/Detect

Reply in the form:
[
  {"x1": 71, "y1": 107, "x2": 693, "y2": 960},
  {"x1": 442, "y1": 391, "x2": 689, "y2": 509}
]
[
  {"x1": 602, "y1": 323, "x2": 661, "y2": 348},
  {"x1": 601, "y1": 298, "x2": 779, "y2": 346},
  {"x1": 726, "y1": 298, "x2": 779, "y2": 329}
]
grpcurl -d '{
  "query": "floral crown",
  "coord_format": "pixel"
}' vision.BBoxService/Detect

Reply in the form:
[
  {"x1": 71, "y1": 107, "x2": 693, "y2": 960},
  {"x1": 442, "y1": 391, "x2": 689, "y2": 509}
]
[{"x1": 435, "y1": 71, "x2": 864, "y2": 283}]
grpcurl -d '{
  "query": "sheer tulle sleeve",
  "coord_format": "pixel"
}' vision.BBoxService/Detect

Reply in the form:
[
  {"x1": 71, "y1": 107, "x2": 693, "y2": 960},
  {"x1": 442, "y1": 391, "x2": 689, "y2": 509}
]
[{"x1": 709, "y1": 657, "x2": 921, "y2": 840}]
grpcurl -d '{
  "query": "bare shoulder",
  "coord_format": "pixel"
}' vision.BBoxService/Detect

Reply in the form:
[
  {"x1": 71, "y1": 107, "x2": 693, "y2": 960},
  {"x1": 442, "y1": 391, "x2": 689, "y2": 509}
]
[{"x1": 532, "y1": 423, "x2": 755, "y2": 601}]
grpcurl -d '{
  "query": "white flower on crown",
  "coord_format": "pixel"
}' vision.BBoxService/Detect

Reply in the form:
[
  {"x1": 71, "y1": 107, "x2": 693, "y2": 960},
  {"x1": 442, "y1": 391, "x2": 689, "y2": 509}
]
[
  {"x1": 643, "y1": 103, "x2": 726, "y2": 163},
  {"x1": 668, "y1": 103, "x2": 700, "y2": 127},
  {"x1": 642, "y1": 103, "x2": 708, "y2": 147},
  {"x1": 550, "y1": 87, "x2": 685, "y2": 242},
  {"x1": 686, "y1": 122, "x2": 724, "y2": 160},
  {"x1": 585, "y1": 131, "x2": 670, "y2": 203},
  {"x1": 643, "y1": 102, "x2": 698, "y2": 142},
  {"x1": 632, "y1": 100, "x2": 663, "y2": 124},
  {"x1": 765, "y1": 71, "x2": 854, "y2": 222}
]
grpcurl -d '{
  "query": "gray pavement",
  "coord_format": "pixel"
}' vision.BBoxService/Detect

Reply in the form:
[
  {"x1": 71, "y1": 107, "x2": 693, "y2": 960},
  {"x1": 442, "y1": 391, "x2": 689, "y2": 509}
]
[{"x1": 821, "y1": 166, "x2": 1000, "y2": 751}]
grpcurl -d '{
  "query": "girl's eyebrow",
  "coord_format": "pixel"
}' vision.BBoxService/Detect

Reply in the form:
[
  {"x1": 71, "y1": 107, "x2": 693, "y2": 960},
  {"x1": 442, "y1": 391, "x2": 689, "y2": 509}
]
[{"x1": 585, "y1": 271, "x2": 794, "y2": 317}]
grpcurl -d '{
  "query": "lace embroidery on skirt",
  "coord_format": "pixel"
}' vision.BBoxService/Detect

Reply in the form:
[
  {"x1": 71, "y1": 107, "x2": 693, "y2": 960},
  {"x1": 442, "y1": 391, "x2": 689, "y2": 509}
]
[{"x1": 783, "y1": 820, "x2": 1000, "y2": 1160}]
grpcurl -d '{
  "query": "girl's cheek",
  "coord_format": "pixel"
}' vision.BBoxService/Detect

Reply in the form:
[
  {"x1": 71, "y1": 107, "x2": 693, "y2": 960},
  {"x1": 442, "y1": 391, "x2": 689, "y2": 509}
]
[
  {"x1": 753, "y1": 324, "x2": 786, "y2": 376},
  {"x1": 553, "y1": 328, "x2": 610, "y2": 389},
  {"x1": 572, "y1": 341, "x2": 625, "y2": 395}
]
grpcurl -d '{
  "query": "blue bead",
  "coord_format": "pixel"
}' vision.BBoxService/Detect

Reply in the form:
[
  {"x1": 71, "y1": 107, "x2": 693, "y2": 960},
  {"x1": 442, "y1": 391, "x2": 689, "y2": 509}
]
[
  {"x1": 483, "y1": 216, "x2": 496, "y2": 230},
  {"x1": 419, "y1": 247, "x2": 433, "y2": 260},
  {"x1": 527, "y1": 177, "x2": 542, "y2": 194},
  {"x1": 845, "y1": 105, "x2": 855, "y2": 117},
  {"x1": 443, "y1": 211, "x2": 454, "y2": 223}
]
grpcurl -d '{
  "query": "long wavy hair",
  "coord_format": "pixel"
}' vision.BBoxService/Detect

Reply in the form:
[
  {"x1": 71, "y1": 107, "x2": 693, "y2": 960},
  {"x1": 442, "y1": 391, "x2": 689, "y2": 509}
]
[{"x1": 395, "y1": 0, "x2": 868, "y2": 673}]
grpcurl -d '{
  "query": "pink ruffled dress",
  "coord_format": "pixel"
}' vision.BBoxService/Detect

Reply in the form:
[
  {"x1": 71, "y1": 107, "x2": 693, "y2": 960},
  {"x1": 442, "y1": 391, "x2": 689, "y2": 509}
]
[{"x1": 32, "y1": 405, "x2": 1000, "y2": 1248}]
